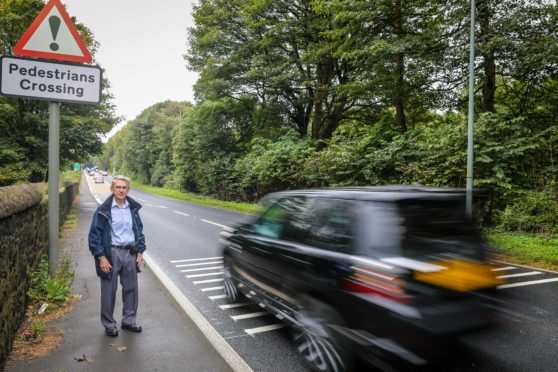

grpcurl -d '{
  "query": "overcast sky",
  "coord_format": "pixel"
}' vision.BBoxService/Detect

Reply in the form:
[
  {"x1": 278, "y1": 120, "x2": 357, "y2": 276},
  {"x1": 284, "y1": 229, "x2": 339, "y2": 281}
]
[{"x1": 62, "y1": 0, "x2": 198, "y2": 138}]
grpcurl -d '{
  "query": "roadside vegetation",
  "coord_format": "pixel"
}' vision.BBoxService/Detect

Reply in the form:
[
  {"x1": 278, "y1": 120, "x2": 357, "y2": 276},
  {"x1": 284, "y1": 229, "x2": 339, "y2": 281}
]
[
  {"x1": 59, "y1": 170, "x2": 82, "y2": 184},
  {"x1": 488, "y1": 231, "x2": 558, "y2": 272},
  {"x1": 8, "y1": 208, "x2": 80, "y2": 361},
  {"x1": 132, "y1": 182, "x2": 262, "y2": 215}
]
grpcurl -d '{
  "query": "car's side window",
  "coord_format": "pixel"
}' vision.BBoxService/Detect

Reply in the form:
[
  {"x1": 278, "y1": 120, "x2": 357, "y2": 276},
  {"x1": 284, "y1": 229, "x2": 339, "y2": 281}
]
[
  {"x1": 250, "y1": 196, "x2": 313, "y2": 242},
  {"x1": 356, "y1": 202, "x2": 404, "y2": 256},
  {"x1": 306, "y1": 198, "x2": 355, "y2": 253},
  {"x1": 280, "y1": 197, "x2": 312, "y2": 243},
  {"x1": 251, "y1": 202, "x2": 289, "y2": 239}
]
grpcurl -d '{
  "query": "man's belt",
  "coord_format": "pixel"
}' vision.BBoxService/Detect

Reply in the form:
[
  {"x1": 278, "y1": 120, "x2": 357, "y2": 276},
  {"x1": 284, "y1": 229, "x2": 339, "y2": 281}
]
[{"x1": 111, "y1": 243, "x2": 135, "y2": 249}]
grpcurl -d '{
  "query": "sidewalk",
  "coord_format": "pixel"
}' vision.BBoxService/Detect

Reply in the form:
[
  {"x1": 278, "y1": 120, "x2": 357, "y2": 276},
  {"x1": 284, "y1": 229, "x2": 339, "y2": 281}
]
[{"x1": 5, "y1": 176, "x2": 232, "y2": 372}]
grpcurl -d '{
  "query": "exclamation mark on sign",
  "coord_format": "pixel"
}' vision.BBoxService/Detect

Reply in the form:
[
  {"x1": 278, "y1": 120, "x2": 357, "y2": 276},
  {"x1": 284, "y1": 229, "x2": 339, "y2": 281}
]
[{"x1": 49, "y1": 16, "x2": 61, "y2": 51}]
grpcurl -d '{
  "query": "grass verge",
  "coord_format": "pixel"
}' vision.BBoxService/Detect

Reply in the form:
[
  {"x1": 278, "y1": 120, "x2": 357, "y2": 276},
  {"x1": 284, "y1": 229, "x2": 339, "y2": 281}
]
[
  {"x1": 487, "y1": 230, "x2": 558, "y2": 271},
  {"x1": 131, "y1": 182, "x2": 263, "y2": 215}
]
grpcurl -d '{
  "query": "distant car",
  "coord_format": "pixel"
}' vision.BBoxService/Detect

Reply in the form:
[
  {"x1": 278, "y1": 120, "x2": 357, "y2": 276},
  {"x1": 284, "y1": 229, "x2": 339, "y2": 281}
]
[
  {"x1": 100, "y1": 170, "x2": 108, "y2": 176},
  {"x1": 94, "y1": 175, "x2": 104, "y2": 184},
  {"x1": 220, "y1": 186, "x2": 504, "y2": 371}
]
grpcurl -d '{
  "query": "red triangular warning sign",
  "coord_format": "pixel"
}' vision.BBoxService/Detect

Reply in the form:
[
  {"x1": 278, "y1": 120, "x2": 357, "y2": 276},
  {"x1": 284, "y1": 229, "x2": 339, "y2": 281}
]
[{"x1": 13, "y1": 0, "x2": 92, "y2": 63}]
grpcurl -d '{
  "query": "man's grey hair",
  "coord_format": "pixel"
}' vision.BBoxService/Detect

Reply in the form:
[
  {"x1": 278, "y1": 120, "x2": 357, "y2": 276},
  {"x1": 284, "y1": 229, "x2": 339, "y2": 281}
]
[{"x1": 111, "y1": 175, "x2": 131, "y2": 187}]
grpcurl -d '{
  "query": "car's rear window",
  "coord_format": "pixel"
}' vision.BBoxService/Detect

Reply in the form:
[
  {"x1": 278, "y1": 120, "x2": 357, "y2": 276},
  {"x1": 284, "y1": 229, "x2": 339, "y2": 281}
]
[{"x1": 357, "y1": 199, "x2": 485, "y2": 259}]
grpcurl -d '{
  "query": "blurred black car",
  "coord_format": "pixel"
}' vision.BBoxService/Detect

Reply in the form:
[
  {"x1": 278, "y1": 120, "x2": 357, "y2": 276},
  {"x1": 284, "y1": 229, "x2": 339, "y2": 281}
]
[{"x1": 219, "y1": 186, "x2": 504, "y2": 371}]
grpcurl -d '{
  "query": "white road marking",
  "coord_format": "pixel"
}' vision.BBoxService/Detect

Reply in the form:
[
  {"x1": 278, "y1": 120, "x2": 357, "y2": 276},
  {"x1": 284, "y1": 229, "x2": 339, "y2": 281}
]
[
  {"x1": 171, "y1": 256, "x2": 222, "y2": 263},
  {"x1": 201, "y1": 219, "x2": 229, "y2": 229},
  {"x1": 492, "y1": 266, "x2": 517, "y2": 271},
  {"x1": 497, "y1": 271, "x2": 542, "y2": 279},
  {"x1": 186, "y1": 272, "x2": 224, "y2": 278},
  {"x1": 208, "y1": 295, "x2": 227, "y2": 300},
  {"x1": 219, "y1": 303, "x2": 250, "y2": 310},
  {"x1": 231, "y1": 312, "x2": 268, "y2": 321},
  {"x1": 176, "y1": 261, "x2": 223, "y2": 268},
  {"x1": 174, "y1": 210, "x2": 190, "y2": 217},
  {"x1": 193, "y1": 278, "x2": 224, "y2": 284},
  {"x1": 137, "y1": 198, "x2": 147, "y2": 202},
  {"x1": 181, "y1": 266, "x2": 224, "y2": 273},
  {"x1": 141, "y1": 255, "x2": 253, "y2": 372},
  {"x1": 498, "y1": 277, "x2": 558, "y2": 289},
  {"x1": 201, "y1": 286, "x2": 225, "y2": 292},
  {"x1": 244, "y1": 324, "x2": 286, "y2": 335}
]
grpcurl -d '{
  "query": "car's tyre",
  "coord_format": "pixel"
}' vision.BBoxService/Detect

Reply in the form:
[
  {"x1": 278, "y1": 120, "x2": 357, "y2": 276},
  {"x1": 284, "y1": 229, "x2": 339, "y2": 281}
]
[
  {"x1": 222, "y1": 261, "x2": 243, "y2": 303},
  {"x1": 292, "y1": 298, "x2": 353, "y2": 372}
]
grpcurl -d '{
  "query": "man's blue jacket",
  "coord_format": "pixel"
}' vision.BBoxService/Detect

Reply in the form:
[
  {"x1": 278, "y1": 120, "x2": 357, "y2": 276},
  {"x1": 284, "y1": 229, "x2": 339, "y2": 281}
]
[{"x1": 88, "y1": 194, "x2": 146, "y2": 279}]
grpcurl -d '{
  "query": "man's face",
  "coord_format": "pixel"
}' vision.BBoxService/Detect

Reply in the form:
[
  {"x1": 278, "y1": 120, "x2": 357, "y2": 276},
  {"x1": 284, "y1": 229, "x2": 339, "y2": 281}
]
[{"x1": 111, "y1": 180, "x2": 130, "y2": 202}]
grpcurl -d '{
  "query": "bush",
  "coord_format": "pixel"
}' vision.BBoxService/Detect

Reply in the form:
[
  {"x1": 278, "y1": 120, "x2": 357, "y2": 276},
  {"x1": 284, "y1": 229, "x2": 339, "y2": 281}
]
[
  {"x1": 233, "y1": 130, "x2": 316, "y2": 200},
  {"x1": 497, "y1": 190, "x2": 558, "y2": 235}
]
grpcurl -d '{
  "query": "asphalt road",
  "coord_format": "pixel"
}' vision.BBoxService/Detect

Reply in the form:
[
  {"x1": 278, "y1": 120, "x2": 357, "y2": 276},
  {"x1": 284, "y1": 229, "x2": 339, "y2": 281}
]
[{"x1": 91, "y1": 175, "x2": 558, "y2": 371}]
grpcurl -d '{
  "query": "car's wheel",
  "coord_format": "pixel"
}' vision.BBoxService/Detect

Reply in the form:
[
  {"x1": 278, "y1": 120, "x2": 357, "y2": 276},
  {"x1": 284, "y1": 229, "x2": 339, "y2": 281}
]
[
  {"x1": 222, "y1": 259, "x2": 243, "y2": 303},
  {"x1": 292, "y1": 298, "x2": 353, "y2": 372}
]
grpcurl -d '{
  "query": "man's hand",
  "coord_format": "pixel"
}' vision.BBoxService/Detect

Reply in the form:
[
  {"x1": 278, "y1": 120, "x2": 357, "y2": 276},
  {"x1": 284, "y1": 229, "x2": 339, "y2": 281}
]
[
  {"x1": 136, "y1": 252, "x2": 143, "y2": 270},
  {"x1": 99, "y1": 256, "x2": 112, "y2": 273}
]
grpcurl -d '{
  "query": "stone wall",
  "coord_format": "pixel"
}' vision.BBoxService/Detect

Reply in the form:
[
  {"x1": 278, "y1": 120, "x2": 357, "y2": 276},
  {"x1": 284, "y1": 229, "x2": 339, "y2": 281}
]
[{"x1": 0, "y1": 182, "x2": 79, "y2": 369}]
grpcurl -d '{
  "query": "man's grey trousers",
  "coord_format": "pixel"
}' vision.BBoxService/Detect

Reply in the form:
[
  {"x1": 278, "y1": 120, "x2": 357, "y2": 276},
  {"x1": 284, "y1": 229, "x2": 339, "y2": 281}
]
[{"x1": 100, "y1": 247, "x2": 139, "y2": 330}]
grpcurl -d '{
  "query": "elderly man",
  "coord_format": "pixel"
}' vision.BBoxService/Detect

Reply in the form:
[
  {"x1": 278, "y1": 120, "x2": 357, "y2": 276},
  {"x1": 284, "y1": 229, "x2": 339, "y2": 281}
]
[{"x1": 88, "y1": 175, "x2": 146, "y2": 337}]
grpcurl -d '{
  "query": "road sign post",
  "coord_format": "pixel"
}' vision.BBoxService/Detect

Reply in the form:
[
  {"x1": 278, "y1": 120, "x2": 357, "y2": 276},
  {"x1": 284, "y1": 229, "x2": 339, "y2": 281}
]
[
  {"x1": 48, "y1": 102, "x2": 60, "y2": 275},
  {"x1": 2, "y1": 0, "x2": 97, "y2": 275}
]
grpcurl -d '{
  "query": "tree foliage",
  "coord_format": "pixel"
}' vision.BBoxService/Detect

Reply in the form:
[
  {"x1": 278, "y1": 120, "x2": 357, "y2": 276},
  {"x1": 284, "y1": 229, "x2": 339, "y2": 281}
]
[
  {"x1": 102, "y1": 0, "x2": 558, "y2": 227},
  {"x1": 0, "y1": 0, "x2": 120, "y2": 185}
]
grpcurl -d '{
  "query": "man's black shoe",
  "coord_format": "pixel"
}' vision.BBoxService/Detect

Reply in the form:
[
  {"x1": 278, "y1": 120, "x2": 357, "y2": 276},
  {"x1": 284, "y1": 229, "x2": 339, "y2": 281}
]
[
  {"x1": 105, "y1": 328, "x2": 119, "y2": 337},
  {"x1": 121, "y1": 324, "x2": 142, "y2": 332}
]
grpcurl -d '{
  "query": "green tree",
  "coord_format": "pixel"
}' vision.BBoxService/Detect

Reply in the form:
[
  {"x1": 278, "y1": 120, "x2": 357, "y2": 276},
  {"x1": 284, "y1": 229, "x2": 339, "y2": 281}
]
[{"x1": 0, "y1": 0, "x2": 120, "y2": 185}]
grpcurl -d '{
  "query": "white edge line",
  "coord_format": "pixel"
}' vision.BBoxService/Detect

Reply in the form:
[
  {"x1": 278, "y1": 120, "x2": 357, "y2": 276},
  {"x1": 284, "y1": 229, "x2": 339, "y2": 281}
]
[
  {"x1": 86, "y1": 180, "x2": 252, "y2": 372},
  {"x1": 171, "y1": 257, "x2": 223, "y2": 263},
  {"x1": 144, "y1": 254, "x2": 253, "y2": 372},
  {"x1": 244, "y1": 323, "x2": 286, "y2": 335},
  {"x1": 496, "y1": 271, "x2": 541, "y2": 279},
  {"x1": 497, "y1": 277, "x2": 558, "y2": 289},
  {"x1": 201, "y1": 219, "x2": 229, "y2": 229},
  {"x1": 231, "y1": 312, "x2": 268, "y2": 321},
  {"x1": 193, "y1": 278, "x2": 224, "y2": 285},
  {"x1": 218, "y1": 303, "x2": 250, "y2": 310},
  {"x1": 494, "y1": 259, "x2": 558, "y2": 275},
  {"x1": 491, "y1": 266, "x2": 517, "y2": 271},
  {"x1": 174, "y1": 210, "x2": 190, "y2": 217},
  {"x1": 201, "y1": 286, "x2": 225, "y2": 292},
  {"x1": 209, "y1": 295, "x2": 227, "y2": 300}
]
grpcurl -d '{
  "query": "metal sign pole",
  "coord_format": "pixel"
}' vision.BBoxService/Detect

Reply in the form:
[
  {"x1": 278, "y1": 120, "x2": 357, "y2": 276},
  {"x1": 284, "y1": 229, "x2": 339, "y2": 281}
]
[
  {"x1": 48, "y1": 101, "x2": 60, "y2": 275},
  {"x1": 466, "y1": 0, "x2": 476, "y2": 219}
]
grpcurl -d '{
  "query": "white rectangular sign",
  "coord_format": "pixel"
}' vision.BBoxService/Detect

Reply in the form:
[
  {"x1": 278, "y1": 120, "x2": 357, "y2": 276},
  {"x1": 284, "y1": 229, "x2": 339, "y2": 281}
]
[{"x1": 0, "y1": 55, "x2": 101, "y2": 104}]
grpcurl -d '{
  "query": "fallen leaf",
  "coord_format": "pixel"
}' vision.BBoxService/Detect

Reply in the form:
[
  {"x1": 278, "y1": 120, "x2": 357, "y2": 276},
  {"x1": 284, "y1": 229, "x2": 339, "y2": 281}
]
[
  {"x1": 116, "y1": 346, "x2": 128, "y2": 352},
  {"x1": 74, "y1": 353, "x2": 93, "y2": 362}
]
